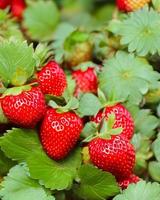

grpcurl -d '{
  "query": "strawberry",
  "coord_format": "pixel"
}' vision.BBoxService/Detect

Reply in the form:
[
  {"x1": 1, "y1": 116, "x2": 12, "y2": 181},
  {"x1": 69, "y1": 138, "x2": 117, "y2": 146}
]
[
  {"x1": 72, "y1": 67, "x2": 98, "y2": 97},
  {"x1": 40, "y1": 108, "x2": 83, "y2": 160},
  {"x1": 37, "y1": 61, "x2": 67, "y2": 97},
  {"x1": 11, "y1": 0, "x2": 26, "y2": 20},
  {"x1": 88, "y1": 135, "x2": 135, "y2": 180},
  {"x1": 116, "y1": 0, "x2": 151, "y2": 12},
  {"x1": 118, "y1": 174, "x2": 140, "y2": 189},
  {"x1": 1, "y1": 86, "x2": 46, "y2": 128},
  {"x1": 91, "y1": 104, "x2": 134, "y2": 140},
  {"x1": 0, "y1": 0, "x2": 11, "y2": 9}
]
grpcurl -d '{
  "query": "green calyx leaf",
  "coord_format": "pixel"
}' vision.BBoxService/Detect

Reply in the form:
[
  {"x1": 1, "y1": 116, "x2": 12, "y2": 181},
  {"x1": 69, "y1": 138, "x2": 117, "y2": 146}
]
[
  {"x1": 0, "y1": 40, "x2": 35, "y2": 86},
  {"x1": 24, "y1": 0, "x2": 60, "y2": 41},
  {"x1": 74, "y1": 164, "x2": 119, "y2": 200},
  {"x1": 49, "y1": 97, "x2": 79, "y2": 113},
  {"x1": 99, "y1": 51, "x2": 160, "y2": 105},
  {"x1": 113, "y1": 181, "x2": 160, "y2": 200},
  {"x1": 0, "y1": 164, "x2": 55, "y2": 200},
  {"x1": 73, "y1": 61, "x2": 99, "y2": 72},
  {"x1": 2, "y1": 85, "x2": 31, "y2": 97},
  {"x1": 118, "y1": 8, "x2": 160, "y2": 56}
]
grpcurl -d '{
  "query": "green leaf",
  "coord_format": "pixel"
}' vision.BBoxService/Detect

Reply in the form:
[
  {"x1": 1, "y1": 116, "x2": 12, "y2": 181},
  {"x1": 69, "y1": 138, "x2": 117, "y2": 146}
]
[
  {"x1": 99, "y1": 51, "x2": 160, "y2": 105},
  {"x1": 81, "y1": 122, "x2": 97, "y2": 138},
  {"x1": 152, "y1": 135, "x2": 160, "y2": 161},
  {"x1": 118, "y1": 8, "x2": 160, "y2": 56},
  {"x1": 0, "y1": 128, "x2": 41, "y2": 162},
  {"x1": 78, "y1": 93, "x2": 102, "y2": 117},
  {"x1": 113, "y1": 181, "x2": 160, "y2": 200},
  {"x1": 27, "y1": 148, "x2": 82, "y2": 190},
  {"x1": 152, "y1": 0, "x2": 160, "y2": 11},
  {"x1": 0, "y1": 40, "x2": 35, "y2": 86},
  {"x1": 24, "y1": 0, "x2": 60, "y2": 41},
  {"x1": 0, "y1": 150, "x2": 15, "y2": 176},
  {"x1": 74, "y1": 164, "x2": 119, "y2": 200},
  {"x1": 149, "y1": 161, "x2": 160, "y2": 182},
  {"x1": 0, "y1": 164, "x2": 55, "y2": 200}
]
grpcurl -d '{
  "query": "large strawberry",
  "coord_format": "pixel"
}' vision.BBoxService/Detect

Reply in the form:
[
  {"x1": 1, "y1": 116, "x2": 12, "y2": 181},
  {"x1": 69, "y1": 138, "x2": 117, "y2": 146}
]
[
  {"x1": 37, "y1": 61, "x2": 67, "y2": 97},
  {"x1": 0, "y1": 0, "x2": 11, "y2": 9},
  {"x1": 1, "y1": 86, "x2": 46, "y2": 128},
  {"x1": 72, "y1": 67, "x2": 98, "y2": 97},
  {"x1": 40, "y1": 108, "x2": 83, "y2": 160},
  {"x1": 116, "y1": 0, "x2": 151, "y2": 12},
  {"x1": 89, "y1": 135, "x2": 135, "y2": 180},
  {"x1": 11, "y1": 0, "x2": 26, "y2": 20},
  {"x1": 118, "y1": 174, "x2": 140, "y2": 189},
  {"x1": 91, "y1": 103, "x2": 134, "y2": 140}
]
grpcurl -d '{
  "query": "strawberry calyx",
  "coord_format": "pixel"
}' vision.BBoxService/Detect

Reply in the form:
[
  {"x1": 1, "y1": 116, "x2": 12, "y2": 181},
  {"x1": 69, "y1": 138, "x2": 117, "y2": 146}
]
[
  {"x1": 48, "y1": 97, "x2": 79, "y2": 113},
  {"x1": 83, "y1": 113, "x2": 123, "y2": 142},
  {"x1": 1, "y1": 85, "x2": 31, "y2": 97},
  {"x1": 72, "y1": 61, "x2": 99, "y2": 72}
]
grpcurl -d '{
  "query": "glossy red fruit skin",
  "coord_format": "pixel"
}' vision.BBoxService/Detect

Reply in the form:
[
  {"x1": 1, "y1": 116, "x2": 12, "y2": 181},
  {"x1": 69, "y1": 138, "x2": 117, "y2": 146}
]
[
  {"x1": 89, "y1": 135, "x2": 135, "y2": 180},
  {"x1": 118, "y1": 174, "x2": 140, "y2": 189},
  {"x1": 40, "y1": 108, "x2": 83, "y2": 160},
  {"x1": 91, "y1": 104, "x2": 134, "y2": 140},
  {"x1": 116, "y1": 0, "x2": 126, "y2": 11},
  {"x1": 0, "y1": 0, "x2": 11, "y2": 9},
  {"x1": 11, "y1": 0, "x2": 26, "y2": 20},
  {"x1": 1, "y1": 87, "x2": 46, "y2": 128},
  {"x1": 72, "y1": 67, "x2": 98, "y2": 97},
  {"x1": 37, "y1": 61, "x2": 67, "y2": 97}
]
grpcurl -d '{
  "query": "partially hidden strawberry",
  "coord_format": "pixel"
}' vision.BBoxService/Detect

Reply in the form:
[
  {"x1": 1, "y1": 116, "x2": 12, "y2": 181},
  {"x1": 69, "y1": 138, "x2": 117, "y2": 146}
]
[
  {"x1": 118, "y1": 174, "x2": 140, "y2": 189},
  {"x1": 88, "y1": 135, "x2": 135, "y2": 180},
  {"x1": 0, "y1": 0, "x2": 11, "y2": 9},
  {"x1": 72, "y1": 67, "x2": 98, "y2": 97},
  {"x1": 116, "y1": 0, "x2": 151, "y2": 12},
  {"x1": 91, "y1": 103, "x2": 134, "y2": 140},
  {"x1": 40, "y1": 108, "x2": 83, "y2": 160},
  {"x1": 37, "y1": 61, "x2": 67, "y2": 97},
  {"x1": 1, "y1": 86, "x2": 46, "y2": 128},
  {"x1": 11, "y1": 0, "x2": 26, "y2": 20}
]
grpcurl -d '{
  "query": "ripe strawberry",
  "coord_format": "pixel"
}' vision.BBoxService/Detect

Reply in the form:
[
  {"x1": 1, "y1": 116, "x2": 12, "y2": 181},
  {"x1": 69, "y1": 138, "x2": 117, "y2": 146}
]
[
  {"x1": 1, "y1": 86, "x2": 46, "y2": 128},
  {"x1": 118, "y1": 174, "x2": 140, "y2": 189},
  {"x1": 91, "y1": 104, "x2": 134, "y2": 140},
  {"x1": 72, "y1": 67, "x2": 98, "y2": 96},
  {"x1": 0, "y1": 0, "x2": 11, "y2": 9},
  {"x1": 88, "y1": 135, "x2": 135, "y2": 180},
  {"x1": 37, "y1": 61, "x2": 67, "y2": 97},
  {"x1": 11, "y1": 0, "x2": 26, "y2": 20},
  {"x1": 40, "y1": 108, "x2": 83, "y2": 160},
  {"x1": 116, "y1": 0, "x2": 151, "y2": 12}
]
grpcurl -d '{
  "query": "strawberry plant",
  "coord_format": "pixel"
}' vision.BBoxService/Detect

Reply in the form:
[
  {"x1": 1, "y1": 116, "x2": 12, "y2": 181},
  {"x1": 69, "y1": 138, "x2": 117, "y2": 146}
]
[{"x1": 0, "y1": 0, "x2": 160, "y2": 200}]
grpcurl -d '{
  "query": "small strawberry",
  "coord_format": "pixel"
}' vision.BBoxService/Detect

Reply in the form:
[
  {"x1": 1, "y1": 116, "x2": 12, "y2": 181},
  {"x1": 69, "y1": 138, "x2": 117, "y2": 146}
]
[
  {"x1": 0, "y1": 0, "x2": 11, "y2": 9},
  {"x1": 1, "y1": 86, "x2": 46, "y2": 128},
  {"x1": 40, "y1": 108, "x2": 83, "y2": 160},
  {"x1": 116, "y1": 0, "x2": 151, "y2": 12},
  {"x1": 72, "y1": 67, "x2": 98, "y2": 97},
  {"x1": 118, "y1": 174, "x2": 140, "y2": 189},
  {"x1": 89, "y1": 135, "x2": 135, "y2": 180},
  {"x1": 91, "y1": 104, "x2": 134, "y2": 140},
  {"x1": 37, "y1": 61, "x2": 67, "y2": 97},
  {"x1": 11, "y1": 0, "x2": 26, "y2": 20}
]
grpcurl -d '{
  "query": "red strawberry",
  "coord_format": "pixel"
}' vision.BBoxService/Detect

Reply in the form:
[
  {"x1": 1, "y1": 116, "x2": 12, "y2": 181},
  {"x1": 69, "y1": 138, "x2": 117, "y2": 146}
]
[
  {"x1": 0, "y1": 0, "x2": 11, "y2": 9},
  {"x1": 40, "y1": 108, "x2": 83, "y2": 160},
  {"x1": 89, "y1": 135, "x2": 135, "y2": 180},
  {"x1": 11, "y1": 0, "x2": 26, "y2": 20},
  {"x1": 91, "y1": 104, "x2": 134, "y2": 140},
  {"x1": 116, "y1": 0, "x2": 151, "y2": 12},
  {"x1": 72, "y1": 67, "x2": 98, "y2": 96},
  {"x1": 1, "y1": 86, "x2": 46, "y2": 128},
  {"x1": 37, "y1": 61, "x2": 67, "y2": 97},
  {"x1": 118, "y1": 174, "x2": 140, "y2": 189}
]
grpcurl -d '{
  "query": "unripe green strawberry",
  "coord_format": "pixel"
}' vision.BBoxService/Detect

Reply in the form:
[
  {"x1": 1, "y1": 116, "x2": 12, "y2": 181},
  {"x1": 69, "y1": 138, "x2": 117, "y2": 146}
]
[
  {"x1": 89, "y1": 135, "x2": 135, "y2": 180},
  {"x1": 116, "y1": 0, "x2": 151, "y2": 12},
  {"x1": 1, "y1": 86, "x2": 46, "y2": 128},
  {"x1": 37, "y1": 61, "x2": 67, "y2": 96},
  {"x1": 40, "y1": 108, "x2": 83, "y2": 160},
  {"x1": 91, "y1": 104, "x2": 134, "y2": 140}
]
